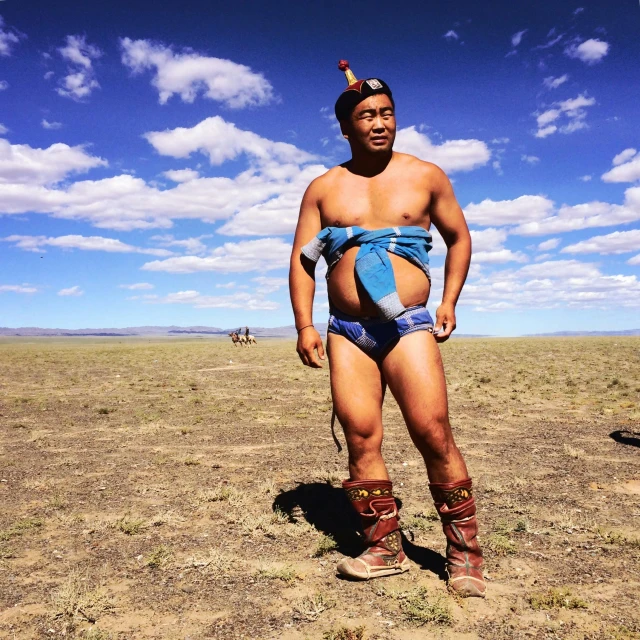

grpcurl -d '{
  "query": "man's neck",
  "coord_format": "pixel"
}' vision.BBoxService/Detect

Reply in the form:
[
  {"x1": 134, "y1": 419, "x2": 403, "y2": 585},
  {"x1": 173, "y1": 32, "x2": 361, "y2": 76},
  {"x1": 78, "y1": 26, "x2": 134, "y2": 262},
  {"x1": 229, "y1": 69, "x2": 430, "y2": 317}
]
[{"x1": 347, "y1": 149, "x2": 394, "y2": 177}]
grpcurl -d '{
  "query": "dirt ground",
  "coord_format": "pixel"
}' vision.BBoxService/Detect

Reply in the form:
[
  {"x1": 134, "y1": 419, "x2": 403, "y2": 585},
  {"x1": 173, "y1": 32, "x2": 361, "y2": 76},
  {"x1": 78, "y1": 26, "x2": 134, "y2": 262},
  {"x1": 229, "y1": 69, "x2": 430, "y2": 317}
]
[{"x1": 0, "y1": 336, "x2": 639, "y2": 640}]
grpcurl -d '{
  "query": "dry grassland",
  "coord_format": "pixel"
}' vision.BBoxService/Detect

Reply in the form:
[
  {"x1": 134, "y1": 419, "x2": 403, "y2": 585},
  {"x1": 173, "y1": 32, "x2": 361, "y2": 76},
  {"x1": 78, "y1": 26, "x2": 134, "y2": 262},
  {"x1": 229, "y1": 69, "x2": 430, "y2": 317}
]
[{"x1": 0, "y1": 336, "x2": 639, "y2": 639}]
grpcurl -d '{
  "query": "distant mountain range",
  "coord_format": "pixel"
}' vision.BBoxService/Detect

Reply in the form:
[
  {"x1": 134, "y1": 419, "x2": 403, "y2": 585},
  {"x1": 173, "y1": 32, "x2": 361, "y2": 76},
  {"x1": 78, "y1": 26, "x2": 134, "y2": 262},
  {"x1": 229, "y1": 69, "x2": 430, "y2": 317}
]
[
  {"x1": 0, "y1": 326, "x2": 637, "y2": 338},
  {"x1": 0, "y1": 324, "x2": 320, "y2": 338}
]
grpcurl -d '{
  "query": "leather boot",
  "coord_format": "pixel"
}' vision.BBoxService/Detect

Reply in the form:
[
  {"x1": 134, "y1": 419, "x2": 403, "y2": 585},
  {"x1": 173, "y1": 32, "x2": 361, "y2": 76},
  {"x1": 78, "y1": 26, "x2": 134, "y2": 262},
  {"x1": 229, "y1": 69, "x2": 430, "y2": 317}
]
[
  {"x1": 336, "y1": 479, "x2": 411, "y2": 580},
  {"x1": 429, "y1": 478, "x2": 486, "y2": 598}
]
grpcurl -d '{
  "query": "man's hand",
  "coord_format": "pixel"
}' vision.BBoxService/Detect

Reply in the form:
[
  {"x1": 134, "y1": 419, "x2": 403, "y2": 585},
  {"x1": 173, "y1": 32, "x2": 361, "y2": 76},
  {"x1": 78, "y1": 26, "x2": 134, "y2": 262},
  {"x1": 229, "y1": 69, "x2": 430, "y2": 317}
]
[
  {"x1": 433, "y1": 302, "x2": 457, "y2": 343},
  {"x1": 296, "y1": 326, "x2": 326, "y2": 368}
]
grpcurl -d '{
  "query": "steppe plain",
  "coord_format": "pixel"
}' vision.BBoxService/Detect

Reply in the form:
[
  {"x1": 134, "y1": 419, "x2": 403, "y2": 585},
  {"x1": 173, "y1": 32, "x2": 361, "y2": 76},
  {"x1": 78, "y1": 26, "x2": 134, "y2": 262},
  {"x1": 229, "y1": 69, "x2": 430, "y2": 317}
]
[{"x1": 0, "y1": 336, "x2": 639, "y2": 640}]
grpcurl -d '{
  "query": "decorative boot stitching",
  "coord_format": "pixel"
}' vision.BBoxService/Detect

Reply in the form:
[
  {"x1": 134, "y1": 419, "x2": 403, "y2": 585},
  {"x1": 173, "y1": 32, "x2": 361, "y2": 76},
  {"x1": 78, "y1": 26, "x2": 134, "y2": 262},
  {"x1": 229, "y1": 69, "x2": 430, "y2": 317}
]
[
  {"x1": 345, "y1": 486, "x2": 393, "y2": 501},
  {"x1": 431, "y1": 486, "x2": 472, "y2": 507}
]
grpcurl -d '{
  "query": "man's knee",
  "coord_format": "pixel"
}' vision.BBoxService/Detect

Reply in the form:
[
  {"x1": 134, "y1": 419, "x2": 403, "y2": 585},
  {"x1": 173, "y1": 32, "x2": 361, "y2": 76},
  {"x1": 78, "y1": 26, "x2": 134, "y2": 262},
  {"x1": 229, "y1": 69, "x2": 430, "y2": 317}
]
[{"x1": 411, "y1": 415, "x2": 456, "y2": 461}]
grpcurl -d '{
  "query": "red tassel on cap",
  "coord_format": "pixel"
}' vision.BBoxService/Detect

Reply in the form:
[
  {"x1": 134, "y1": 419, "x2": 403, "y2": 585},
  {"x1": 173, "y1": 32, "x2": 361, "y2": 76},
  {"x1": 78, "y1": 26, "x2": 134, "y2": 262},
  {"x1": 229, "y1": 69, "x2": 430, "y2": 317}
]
[{"x1": 338, "y1": 59, "x2": 358, "y2": 86}]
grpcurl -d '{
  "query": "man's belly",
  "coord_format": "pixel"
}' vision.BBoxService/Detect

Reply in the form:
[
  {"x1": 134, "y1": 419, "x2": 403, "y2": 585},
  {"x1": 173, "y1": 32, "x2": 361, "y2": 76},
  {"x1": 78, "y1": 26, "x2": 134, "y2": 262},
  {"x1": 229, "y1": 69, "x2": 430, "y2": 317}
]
[{"x1": 327, "y1": 247, "x2": 431, "y2": 317}]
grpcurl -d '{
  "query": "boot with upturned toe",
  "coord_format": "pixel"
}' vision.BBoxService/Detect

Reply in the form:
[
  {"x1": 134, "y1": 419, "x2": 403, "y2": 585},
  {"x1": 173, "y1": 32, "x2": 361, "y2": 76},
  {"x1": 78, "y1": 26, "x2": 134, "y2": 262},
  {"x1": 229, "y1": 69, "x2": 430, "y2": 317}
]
[{"x1": 337, "y1": 479, "x2": 411, "y2": 580}]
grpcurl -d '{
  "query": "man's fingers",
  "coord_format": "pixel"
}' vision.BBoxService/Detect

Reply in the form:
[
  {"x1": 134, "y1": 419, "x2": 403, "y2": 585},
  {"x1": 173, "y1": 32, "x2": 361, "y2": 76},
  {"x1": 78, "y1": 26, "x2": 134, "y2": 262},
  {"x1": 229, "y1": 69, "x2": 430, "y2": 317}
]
[
  {"x1": 317, "y1": 340, "x2": 326, "y2": 360},
  {"x1": 306, "y1": 347, "x2": 323, "y2": 368},
  {"x1": 434, "y1": 320, "x2": 455, "y2": 343}
]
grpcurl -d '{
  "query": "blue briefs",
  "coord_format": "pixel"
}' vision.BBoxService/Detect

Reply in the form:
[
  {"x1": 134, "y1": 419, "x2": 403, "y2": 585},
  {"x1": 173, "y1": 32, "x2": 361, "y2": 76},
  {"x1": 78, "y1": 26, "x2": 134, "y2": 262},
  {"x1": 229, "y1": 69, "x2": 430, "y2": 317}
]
[{"x1": 328, "y1": 304, "x2": 434, "y2": 362}]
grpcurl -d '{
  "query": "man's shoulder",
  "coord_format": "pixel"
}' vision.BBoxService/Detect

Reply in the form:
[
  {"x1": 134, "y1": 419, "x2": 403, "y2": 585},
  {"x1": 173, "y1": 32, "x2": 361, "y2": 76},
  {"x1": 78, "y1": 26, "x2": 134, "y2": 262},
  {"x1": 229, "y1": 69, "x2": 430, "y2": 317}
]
[
  {"x1": 305, "y1": 164, "x2": 344, "y2": 194},
  {"x1": 392, "y1": 152, "x2": 448, "y2": 178}
]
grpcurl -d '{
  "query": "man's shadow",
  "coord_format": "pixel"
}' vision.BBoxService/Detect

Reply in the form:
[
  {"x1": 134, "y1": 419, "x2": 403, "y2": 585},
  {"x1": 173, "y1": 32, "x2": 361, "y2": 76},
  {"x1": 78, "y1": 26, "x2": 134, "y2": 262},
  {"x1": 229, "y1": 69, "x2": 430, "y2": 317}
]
[
  {"x1": 610, "y1": 430, "x2": 640, "y2": 448},
  {"x1": 273, "y1": 482, "x2": 447, "y2": 580}
]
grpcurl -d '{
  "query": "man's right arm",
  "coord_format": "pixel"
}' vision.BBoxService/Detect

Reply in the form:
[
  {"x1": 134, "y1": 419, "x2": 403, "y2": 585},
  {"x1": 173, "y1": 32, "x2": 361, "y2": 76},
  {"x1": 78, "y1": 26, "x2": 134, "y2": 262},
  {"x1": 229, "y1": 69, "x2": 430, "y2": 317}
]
[{"x1": 289, "y1": 179, "x2": 325, "y2": 368}]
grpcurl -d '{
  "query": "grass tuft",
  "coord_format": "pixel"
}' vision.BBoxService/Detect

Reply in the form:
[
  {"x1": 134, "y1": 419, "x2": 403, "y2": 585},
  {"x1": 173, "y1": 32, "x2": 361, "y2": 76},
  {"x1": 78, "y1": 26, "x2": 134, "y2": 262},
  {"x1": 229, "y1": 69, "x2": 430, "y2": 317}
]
[
  {"x1": 51, "y1": 570, "x2": 114, "y2": 623},
  {"x1": 144, "y1": 545, "x2": 173, "y2": 568},
  {"x1": 293, "y1": 593, "x2": 335, "y2": 622},
  {"x1": 313, "y1": 534, "x2": 338, "y2": 557},
  {"x1": 529, "y1": 587, "x2": 588, "y2": 610},
  {"x1": 256, "y1": 564, "x2": 299, "y2": 584},
  {"x1": 113, "y1": 514, "x2": 146, "y2": 535},
  {"x1": 186, "y1": 548, "x2": 236, "y2": 576},
  {"x1": 486, "y1": 532, "x2": 517, "y2": 556},
  {"x1": 395, "y1": 586, "x2": 453, "y2": 626},
  {"x1": 323, "y1": 626, "x2": 367, "y2": 640},
  {"x1": 0, "y1": 517, "x2": 44, "y2": 541}
]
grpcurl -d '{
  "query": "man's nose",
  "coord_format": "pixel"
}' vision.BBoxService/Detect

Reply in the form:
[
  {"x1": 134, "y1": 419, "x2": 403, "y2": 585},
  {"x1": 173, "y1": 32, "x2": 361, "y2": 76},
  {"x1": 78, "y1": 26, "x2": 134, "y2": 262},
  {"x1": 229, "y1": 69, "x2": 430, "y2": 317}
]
[{"x1": 372, "y1": 115, "x2": 385, "y2": 131}]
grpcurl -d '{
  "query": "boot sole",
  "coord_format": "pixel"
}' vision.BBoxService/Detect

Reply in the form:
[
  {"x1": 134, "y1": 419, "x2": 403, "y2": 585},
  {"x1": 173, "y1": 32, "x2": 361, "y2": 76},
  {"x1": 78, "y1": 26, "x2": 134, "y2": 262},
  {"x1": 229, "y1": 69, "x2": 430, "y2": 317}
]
[{"x1": 336, "y1": 556, "x2": 411, "y2": 580}]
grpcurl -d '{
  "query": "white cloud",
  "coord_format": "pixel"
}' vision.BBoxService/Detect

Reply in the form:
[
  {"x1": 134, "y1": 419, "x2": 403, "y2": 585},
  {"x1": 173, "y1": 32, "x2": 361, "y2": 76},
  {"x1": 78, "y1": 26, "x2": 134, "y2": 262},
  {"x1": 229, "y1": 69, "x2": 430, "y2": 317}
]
[
  {"x1": 58, "y1": 285, "x2": 84, "y2": 297},
  {"x1": 537, "y1": 238, "x2": 561, "y2": 251},
  {"x1": 602, "y1": 149, "x2": 640, "y2": 183},
  {"x1": 119, "y1": 282, "x2": 154, "y2": 290},
  {"x1": 0, "y1": 16, "x2": 22, "y2": 56},
  {"x1": 161, "y1": 168, "x2": 199, "y2": 182},
  {"x1": 150, "y1": 234, "x2": 211, "y2": 255},
  {"x1": 145, "y1": 115, "x2": 316, "y2": 166},
  {"x1": 613, "y1": 148, "x2": 638, "y2": 166},
  {"x1": 579, "y1": 175, "x2": 592, "y2": 182},
  {"x1": 0, "y1": 162, "x2": 324, "y2": 231},
  {"x1": 215, "y1": 281, "x2": 236, "y2": 289},
  {"x1": 0, "y1": 80, "x2": 8, "y2": 91},
  {"x1": 41, "y1": 119, "x2": 63, "y2": 130},
  {"x1": 0, "y1": 284, "x2": 37, "y2": 294},
  {"x1": 628, "y1": 254, "x2": 640, "y2": 266},
  {"x1": 56, "y1": 35, "x2": 102, "y2": 101},
  {"x1": 394, "y1": 126, "x2": 490, "y2": 173},
  {"x1": 543, "y1": 74, "x2": 569, "y2": 89},
  {"x1": 565, "y1": 38, "x2": 609, "y2": 64},
  {"x1": 536, "y1": 125, "x2": 557, "y2": 139},
  {"x1": 514, "y1": 187, "x2": 640, "y2": 235},
  {"x1": 149, "y1": 290, "x2": 278, "y2": 310},
  {"x1": 459, "y1": 259, "x2": 640, "y2": 312},
  {"x1": 252, "y1": 276, "x2": 288, "y2": 294},
  {"x1": 443, "y1": 30, "x2": 459, "y2": 41},
  {"x1": 0, "y1": 123, "x2": 8, "y2": 135},
  {"x1": 561, "y1": 229, "x2": 640, "y2": 255},
  {"x1": 120, "y1": 37, "x2": 273, "y2": 108},
  {"x1": 473, "y1": 249, "x2": 528, "y2": 264},
  {"x1": 464, "y1": 195, "x2": 555, "y2": 226},
  {"x1": 521, "y1": 154, "x2": 540, "y2": 165},
  {"x1": 3, "y1": 234, "x2": 172, "y2": 256},
  {"x1": 142, "y1": 237, "x2": 291, "y2": 274},
  {"x1": 0, "y1": 139, "x2": 107, "y2": 186},
  {"x1": 534, "y1": 93, "x2": 595, "y2": 138},
  {"x1": 511, "y1": 30, "x2": 527, "y2": 47},
  {"x1": 217, "y1": 164, "x2": 325, "y2": 236}
]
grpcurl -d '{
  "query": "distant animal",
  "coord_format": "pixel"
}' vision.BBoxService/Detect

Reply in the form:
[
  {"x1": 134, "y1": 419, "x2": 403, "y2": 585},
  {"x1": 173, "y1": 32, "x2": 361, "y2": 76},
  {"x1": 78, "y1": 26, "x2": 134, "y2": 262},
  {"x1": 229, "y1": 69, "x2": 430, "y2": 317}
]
[
  {"x1": 246, "y1": 334, "x2": 257, "y2": 345},
  {"x1": 228, "y1": 331, "x2": 245, "y2": 347}
]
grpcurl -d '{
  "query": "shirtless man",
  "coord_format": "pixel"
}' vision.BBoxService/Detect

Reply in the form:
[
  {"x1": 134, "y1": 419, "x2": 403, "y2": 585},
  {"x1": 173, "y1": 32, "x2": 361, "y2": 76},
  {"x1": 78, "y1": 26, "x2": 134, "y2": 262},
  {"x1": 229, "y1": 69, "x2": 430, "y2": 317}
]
[{"x1": 288, "y1": 62, "x2": 485, "y2": 598}]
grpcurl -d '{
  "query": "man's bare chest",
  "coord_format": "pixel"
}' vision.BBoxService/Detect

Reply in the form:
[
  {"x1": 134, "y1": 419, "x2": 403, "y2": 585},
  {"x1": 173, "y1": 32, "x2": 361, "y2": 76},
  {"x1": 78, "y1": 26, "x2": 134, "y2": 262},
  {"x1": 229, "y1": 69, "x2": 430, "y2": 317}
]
[{"x1": 319, "y1": 177, "x2": 432, "y2": 229}]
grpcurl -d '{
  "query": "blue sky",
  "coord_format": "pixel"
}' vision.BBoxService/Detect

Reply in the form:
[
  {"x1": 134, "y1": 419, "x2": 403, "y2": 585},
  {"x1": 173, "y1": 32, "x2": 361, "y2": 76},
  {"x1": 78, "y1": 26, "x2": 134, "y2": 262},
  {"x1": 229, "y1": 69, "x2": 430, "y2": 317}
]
[{"x1": 0, "y1": 0, "x2": 638, "y2": 335}]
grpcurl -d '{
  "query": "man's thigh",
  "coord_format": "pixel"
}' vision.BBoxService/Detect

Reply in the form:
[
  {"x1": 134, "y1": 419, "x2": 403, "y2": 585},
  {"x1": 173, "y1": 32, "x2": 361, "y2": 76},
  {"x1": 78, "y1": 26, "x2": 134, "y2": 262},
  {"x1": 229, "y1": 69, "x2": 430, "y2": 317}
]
[
  {"x1": 327, "y1": 333, "x2": 385, "y2": 440},
  {"x1": 380, "y1": 330, "x2": 450, "y2": 435}
]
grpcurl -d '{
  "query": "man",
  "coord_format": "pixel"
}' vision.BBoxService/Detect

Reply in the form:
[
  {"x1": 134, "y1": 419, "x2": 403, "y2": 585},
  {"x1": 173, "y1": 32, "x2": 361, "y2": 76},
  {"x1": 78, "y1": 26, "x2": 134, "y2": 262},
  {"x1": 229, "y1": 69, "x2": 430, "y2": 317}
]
[{"x1": 288, "y1": 61, "x2": 485, "y2": 598}]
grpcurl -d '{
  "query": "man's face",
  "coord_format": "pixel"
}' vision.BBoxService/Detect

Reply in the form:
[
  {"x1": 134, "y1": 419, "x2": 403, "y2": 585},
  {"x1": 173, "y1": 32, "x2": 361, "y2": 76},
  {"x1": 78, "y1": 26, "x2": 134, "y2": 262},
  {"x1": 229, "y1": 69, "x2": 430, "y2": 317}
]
[{"x1": 341, "y1": 94, "x2": 396, "y2": 154}]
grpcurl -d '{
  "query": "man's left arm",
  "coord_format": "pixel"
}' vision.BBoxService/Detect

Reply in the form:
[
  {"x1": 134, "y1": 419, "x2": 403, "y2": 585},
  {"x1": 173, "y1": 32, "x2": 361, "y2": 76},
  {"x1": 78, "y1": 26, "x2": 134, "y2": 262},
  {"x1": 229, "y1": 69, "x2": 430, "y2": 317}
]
[{"x1": 428, "y1": 166, "x2": 472, "y2": 342}]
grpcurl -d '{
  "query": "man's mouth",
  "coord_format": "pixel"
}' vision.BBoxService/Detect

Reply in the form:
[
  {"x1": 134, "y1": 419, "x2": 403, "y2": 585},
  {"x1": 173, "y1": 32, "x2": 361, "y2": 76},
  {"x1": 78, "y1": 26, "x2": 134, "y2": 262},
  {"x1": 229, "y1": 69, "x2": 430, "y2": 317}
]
[{"x1": 371, "y1": 137, "x2": 387, "y2": 144}]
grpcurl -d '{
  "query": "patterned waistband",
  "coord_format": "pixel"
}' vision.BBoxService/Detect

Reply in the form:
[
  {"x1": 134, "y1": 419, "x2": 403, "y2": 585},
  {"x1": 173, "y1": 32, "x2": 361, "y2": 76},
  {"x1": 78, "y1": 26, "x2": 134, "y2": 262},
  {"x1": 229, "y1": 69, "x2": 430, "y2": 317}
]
[{"x1": 329, "y1": 303, "x2": 429, "y2": 324}]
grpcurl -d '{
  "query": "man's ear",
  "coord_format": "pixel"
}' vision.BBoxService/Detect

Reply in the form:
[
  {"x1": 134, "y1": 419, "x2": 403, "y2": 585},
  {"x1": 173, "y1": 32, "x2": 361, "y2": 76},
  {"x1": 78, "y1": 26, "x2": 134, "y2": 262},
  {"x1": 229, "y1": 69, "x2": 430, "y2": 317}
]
[{"x1": 339, "y1": 121, "x2": 349, "y2": 140}]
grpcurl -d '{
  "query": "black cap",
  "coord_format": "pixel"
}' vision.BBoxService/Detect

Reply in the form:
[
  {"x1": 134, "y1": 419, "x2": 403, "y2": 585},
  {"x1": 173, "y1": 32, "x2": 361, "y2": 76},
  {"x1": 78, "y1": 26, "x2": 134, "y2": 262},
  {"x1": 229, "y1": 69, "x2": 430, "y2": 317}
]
[{"x1": 334, "y1": 77, "x2": 394, "y2": 121}]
